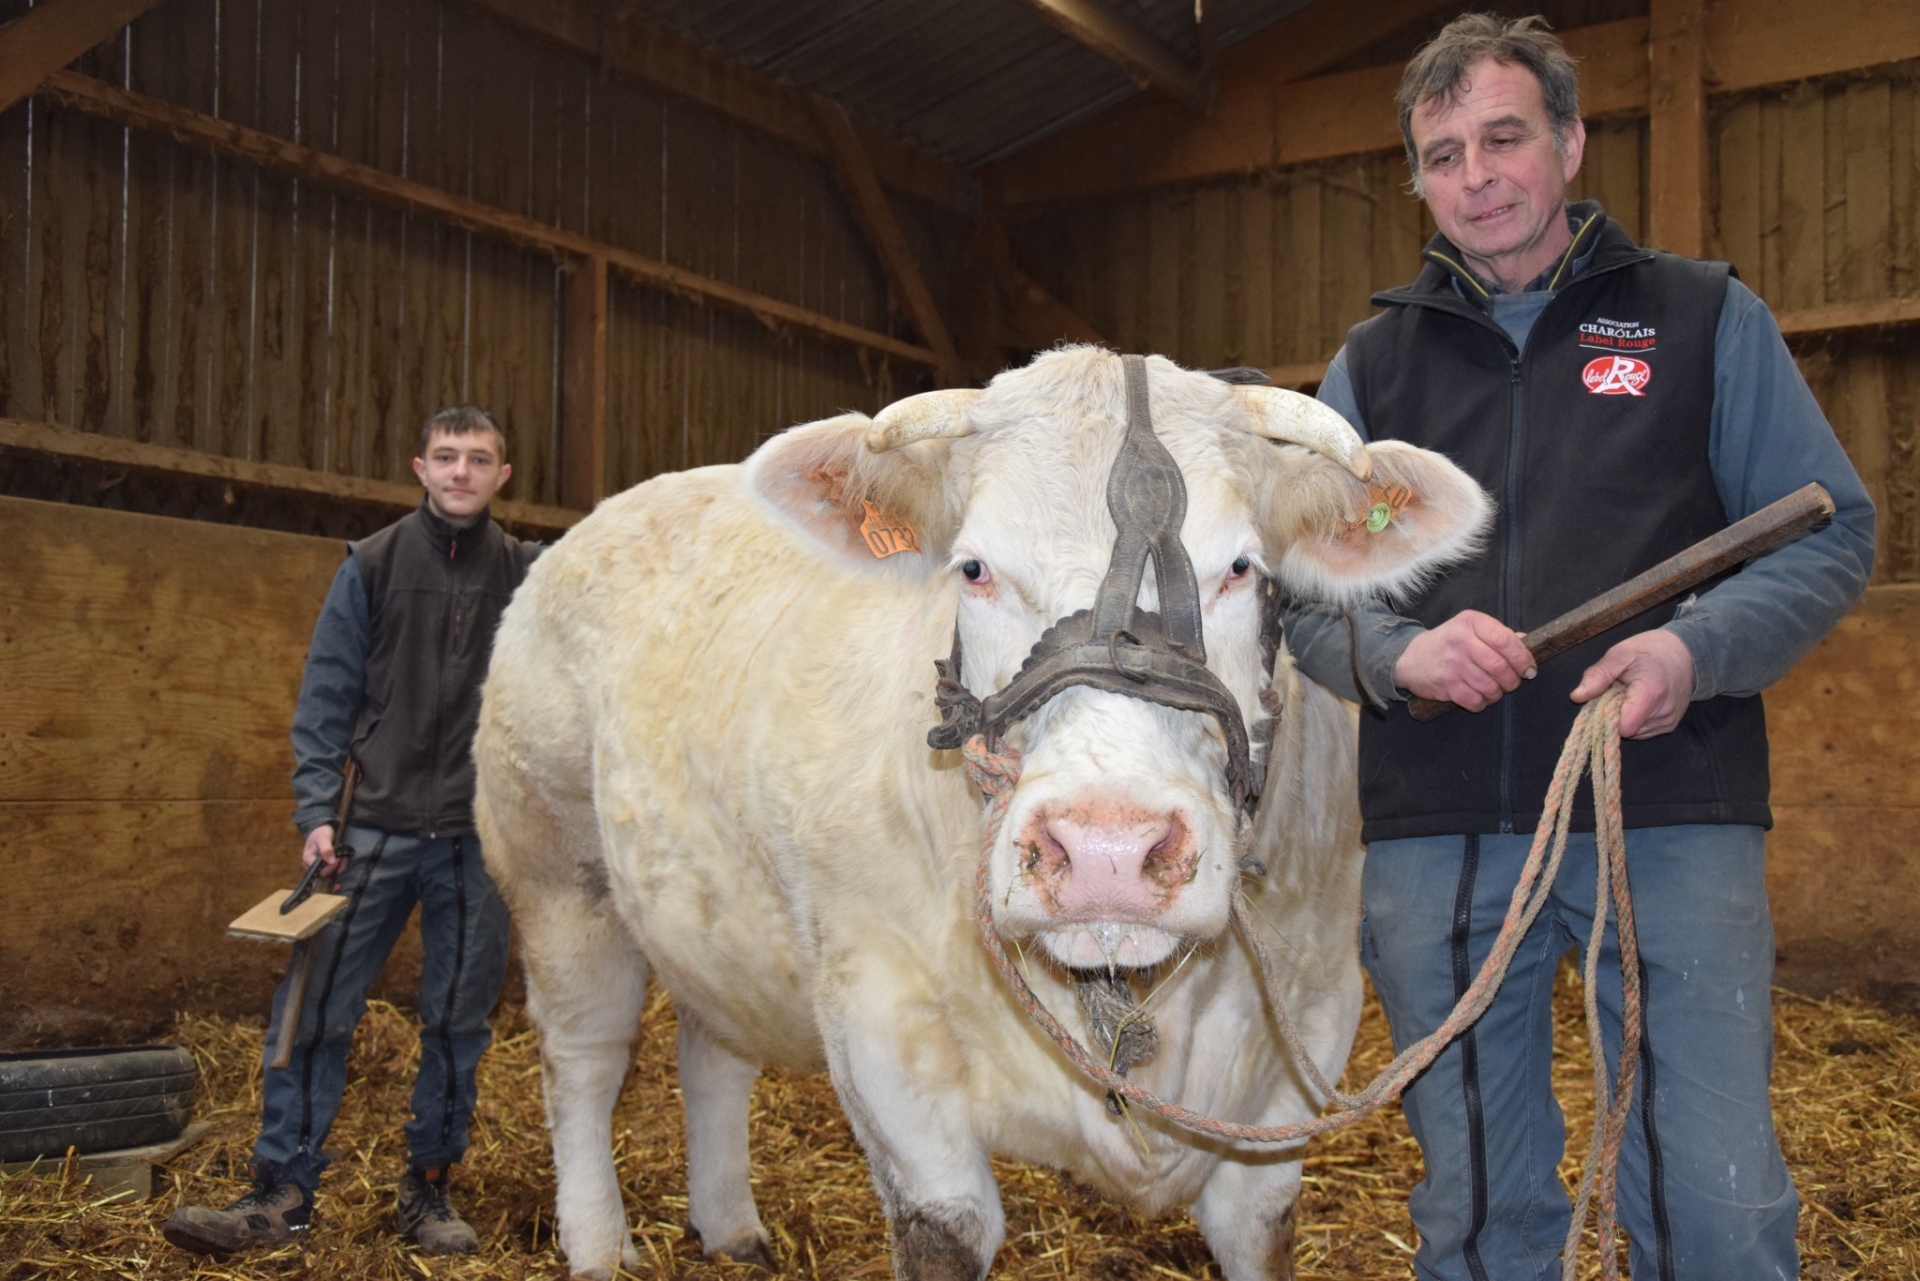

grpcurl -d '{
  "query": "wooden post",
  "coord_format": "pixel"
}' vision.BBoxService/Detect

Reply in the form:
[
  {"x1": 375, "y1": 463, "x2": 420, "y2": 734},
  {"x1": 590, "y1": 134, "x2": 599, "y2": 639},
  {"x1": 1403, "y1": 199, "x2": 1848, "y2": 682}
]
[
  {"x1": 0, "y1": 0, "x2": 161, "y2": 115},
  {"x1": 1648, "y1": 0, "x2": 1708, "y2": 257},
  {"x1": 560, "y1": 253, "x2": 608, "y2": 511}
]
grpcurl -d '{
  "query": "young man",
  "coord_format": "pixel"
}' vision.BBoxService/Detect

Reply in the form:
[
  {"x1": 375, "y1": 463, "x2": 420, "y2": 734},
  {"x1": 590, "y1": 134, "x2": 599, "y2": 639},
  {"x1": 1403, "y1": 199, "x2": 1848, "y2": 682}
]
[
  {"x1": 164, "y1": 406, "x2": 542, "y2": 1257},
  {"x1": 1282, "y1": 15, "x2": 1874, "y2": 1280}
]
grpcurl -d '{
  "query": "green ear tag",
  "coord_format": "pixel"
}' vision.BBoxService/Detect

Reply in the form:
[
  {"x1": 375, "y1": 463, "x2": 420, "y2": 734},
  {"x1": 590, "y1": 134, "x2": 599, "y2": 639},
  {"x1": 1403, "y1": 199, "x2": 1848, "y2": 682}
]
[{"x1": 1365, "y1": 501, "x2": 1393, "y2": 533}]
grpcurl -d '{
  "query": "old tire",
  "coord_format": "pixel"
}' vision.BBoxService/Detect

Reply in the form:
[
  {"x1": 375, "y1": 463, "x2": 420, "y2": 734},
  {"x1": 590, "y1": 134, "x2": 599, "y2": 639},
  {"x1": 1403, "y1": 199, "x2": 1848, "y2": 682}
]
[{"x1": 0, "y1": 1045, "x2": 197, "y2": 1162}]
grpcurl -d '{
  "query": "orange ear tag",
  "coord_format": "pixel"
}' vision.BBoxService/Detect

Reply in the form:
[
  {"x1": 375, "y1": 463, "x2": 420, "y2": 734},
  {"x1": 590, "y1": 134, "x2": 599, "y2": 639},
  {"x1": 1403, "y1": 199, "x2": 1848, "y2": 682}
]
[
  {"x1": 859, "y1": 500, "x2": 922, "y2": 558},
  {"x1": 1360, "y1": 482, "x2": 1415, "y2": 534}
]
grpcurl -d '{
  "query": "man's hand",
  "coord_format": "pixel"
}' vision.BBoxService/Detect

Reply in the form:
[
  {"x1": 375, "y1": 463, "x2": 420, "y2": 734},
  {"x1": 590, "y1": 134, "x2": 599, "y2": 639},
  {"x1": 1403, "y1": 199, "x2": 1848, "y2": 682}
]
[
  {"x1": 302, "y1": 823, "x2": 347, "y2": 878},
  {"x1": 1570, "y1": 630, "x2": 1695, "y2": 739},
  {"x1": 1393, "y1": 610, "x2": 1536, "y2": 711}
]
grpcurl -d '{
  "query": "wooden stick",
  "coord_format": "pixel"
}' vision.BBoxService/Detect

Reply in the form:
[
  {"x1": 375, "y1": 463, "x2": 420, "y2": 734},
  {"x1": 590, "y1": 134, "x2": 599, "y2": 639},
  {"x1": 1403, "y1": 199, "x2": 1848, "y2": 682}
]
[
  {"x1": 1407, "y1": 482, "x2": 1835, "y2": 722},
  {"x1": 269, "y1": 760, "x2": 359, "y2": 1070}
]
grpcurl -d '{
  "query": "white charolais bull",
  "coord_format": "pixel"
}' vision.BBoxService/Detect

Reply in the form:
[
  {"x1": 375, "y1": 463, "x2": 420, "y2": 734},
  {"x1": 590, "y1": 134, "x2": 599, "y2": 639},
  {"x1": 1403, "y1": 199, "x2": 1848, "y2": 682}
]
[{"x1": 475, "y1": 348, "x2": 1488, "y2": 1280}]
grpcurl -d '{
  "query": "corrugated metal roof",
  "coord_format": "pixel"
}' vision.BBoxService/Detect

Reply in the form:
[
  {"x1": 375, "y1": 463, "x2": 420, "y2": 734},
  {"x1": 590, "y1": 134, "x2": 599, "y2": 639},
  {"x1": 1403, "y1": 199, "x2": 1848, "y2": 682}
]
[{"x1": 622, "y1": 0, "x2": 1322, "y2": 167}]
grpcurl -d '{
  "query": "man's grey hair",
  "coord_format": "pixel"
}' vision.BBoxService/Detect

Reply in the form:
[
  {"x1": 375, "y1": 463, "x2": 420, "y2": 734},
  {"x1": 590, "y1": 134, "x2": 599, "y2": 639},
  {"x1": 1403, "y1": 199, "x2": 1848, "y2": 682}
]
[
  {"x1": 1397, "y1": 13, "x2": 1582, "y2": 194},
  {"x1": 418, "y1": 404, "x2": 506, "y2": 459}
]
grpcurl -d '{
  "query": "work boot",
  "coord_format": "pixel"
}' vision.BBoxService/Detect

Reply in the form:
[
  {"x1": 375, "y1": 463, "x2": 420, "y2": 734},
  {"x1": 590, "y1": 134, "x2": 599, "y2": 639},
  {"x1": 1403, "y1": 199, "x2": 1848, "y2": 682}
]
[
  {"x1": 395, "y1": 1165, "x2": 480, "y2": 1254},
  {"x1": 161, "y1": 1165, "x2": 313, "y2": 1255}
]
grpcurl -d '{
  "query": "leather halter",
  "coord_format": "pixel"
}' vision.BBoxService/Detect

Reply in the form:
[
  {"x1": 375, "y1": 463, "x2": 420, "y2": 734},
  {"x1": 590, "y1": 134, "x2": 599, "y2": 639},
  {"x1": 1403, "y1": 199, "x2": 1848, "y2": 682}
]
[{"x1": 928, "y1": 356, "x2": 1283, "y2": 813}]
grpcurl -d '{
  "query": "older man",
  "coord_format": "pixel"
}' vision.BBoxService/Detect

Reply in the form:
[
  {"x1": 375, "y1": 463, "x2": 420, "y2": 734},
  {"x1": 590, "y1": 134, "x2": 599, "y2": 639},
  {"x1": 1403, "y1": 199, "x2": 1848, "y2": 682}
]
[{"x1": 1283, "y1": 14, "x2": 1874, "y2": 1280}]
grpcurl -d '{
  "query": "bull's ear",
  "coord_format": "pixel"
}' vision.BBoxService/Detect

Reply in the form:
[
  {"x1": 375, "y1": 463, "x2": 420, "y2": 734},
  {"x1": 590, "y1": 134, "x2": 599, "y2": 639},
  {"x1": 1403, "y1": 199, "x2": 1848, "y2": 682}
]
[
  {"x1": 742, "y1": 412, "x2": 955, "y2": 572},
  {"x1": 1252, "y1": 439, "x2": 1491, "y2": 606}
]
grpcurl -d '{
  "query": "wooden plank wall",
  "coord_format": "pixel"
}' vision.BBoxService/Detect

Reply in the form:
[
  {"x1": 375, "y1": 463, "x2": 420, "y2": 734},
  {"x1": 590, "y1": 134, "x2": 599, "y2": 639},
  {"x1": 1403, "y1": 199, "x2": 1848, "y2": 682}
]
[
  {"x1": 1716, "y1": 71, "x2": 1920, "y2": 583},
  {"x1": 1764, "y1": 584, "x2": 1920, "y2": 1005},
  {"x1": 0, "y1": 495, "x2": 430, "y2": 1048},
  {"x1": 1005, "y1": 115, "x2": 1646, "y2": 378},
  {"x1": 0, "y1": 0, "x2": 947, "y2": 506}
]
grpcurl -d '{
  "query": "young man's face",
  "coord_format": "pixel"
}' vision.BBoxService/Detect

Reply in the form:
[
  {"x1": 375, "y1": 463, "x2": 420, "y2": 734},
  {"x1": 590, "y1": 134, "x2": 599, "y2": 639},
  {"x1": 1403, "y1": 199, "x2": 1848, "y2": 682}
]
[
  {"x1": 413, "y1": 429, "x2": 511, "y2": 523},
  {"x1": 1410, "y1": 57, "x2": 1586, "y2": 292}
]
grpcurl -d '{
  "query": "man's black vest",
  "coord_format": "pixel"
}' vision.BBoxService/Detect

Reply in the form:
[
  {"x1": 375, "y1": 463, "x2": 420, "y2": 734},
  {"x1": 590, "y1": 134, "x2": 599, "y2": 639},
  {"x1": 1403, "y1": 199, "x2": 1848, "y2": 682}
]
[
  {"x1": 348, "y1": 502, "x2": 539, "y2": 836},
  {"x1": 1345, "y1": 207, "x2": 1771, "y2": 842}
]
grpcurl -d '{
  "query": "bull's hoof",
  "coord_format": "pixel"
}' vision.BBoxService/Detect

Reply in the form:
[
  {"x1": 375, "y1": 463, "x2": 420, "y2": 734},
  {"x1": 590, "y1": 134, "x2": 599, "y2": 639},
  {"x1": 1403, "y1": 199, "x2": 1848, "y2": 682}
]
[
  {"x1": 892, "y1": 1209, "x2": 986, "y2": 1281},
  {"x1": 708, "y1": 1230, "x2": 778, "y2": 1271},
  {"x1": 562, "y1": 1236, "x2": 641, "y2": 1280}
]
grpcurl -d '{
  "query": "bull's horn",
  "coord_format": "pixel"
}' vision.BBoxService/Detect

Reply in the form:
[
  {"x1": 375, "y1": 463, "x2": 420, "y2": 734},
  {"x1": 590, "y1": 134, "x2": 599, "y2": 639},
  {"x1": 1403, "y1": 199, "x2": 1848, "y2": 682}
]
[
  {"x1": 1236, "y1": 385, "x2": 1372, "y2": 481},
  {"x1": 866, "y1": 389, "x2": 982, "y2": 453}
]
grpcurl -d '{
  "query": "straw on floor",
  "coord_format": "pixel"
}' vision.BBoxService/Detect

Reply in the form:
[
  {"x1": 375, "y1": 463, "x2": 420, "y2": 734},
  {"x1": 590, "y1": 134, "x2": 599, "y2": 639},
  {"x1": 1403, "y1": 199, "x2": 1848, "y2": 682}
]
[{"x1": 2, "y1": 971, "x2": 1915, "y2": 1279}]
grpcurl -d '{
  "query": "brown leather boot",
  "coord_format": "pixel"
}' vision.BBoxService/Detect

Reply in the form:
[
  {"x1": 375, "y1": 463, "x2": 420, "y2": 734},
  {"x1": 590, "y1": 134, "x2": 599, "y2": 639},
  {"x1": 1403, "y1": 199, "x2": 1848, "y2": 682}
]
[
  {"x1": 161, "y1": 1166, "x2": 313, "y2": 1255},
  {"x1": 395, "y1": 1165, "x2": 480, "y2": 1254}
]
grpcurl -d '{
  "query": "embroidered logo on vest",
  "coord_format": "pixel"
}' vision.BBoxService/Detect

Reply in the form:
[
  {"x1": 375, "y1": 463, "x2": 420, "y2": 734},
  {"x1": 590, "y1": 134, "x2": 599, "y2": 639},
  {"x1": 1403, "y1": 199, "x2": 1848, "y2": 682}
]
[
  {"x1": 1582, "y1": 355, "x2": 1652, "y2": 396},
  {"x1": 1577, "y1": 317, "x2": 1658, "y2": 352}
]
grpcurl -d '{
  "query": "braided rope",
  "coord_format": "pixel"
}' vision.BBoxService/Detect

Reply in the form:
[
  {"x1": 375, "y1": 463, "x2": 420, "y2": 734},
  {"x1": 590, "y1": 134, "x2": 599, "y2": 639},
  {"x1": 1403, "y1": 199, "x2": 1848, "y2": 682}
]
[{"x1": 964, "y1": 686, "x2": 1640, "y2": 1269}]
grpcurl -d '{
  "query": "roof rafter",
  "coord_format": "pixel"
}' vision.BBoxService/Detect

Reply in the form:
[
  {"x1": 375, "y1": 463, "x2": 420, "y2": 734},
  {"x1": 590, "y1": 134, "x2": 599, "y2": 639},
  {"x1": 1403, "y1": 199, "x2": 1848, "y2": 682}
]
[
  {"x1": 811, "y1": 98, "x2": 966, "y2": 387},
  {"x1": 990, "y1": 0, "x2": 1460, "y2": 203},
  {"x1": 1016, "y1": 0, "x2": 1209, "y2": 110},
  {"x1": 0, "y1": 0, "x2": 162, "y2": 115}
]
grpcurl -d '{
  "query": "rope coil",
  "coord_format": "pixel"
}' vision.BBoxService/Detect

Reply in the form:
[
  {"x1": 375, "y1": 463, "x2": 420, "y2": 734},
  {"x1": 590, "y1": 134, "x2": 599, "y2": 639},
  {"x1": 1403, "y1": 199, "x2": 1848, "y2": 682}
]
[{"x1": 968, "y1": 685, "x2": 1639, "y2": 1279}]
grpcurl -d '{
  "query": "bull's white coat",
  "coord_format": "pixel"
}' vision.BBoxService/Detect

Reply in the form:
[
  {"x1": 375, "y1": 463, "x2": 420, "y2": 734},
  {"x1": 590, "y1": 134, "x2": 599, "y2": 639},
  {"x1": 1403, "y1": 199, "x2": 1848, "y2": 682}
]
[{"x1": 475, "y1": 350, "x2": 1488, "y2": 1279}]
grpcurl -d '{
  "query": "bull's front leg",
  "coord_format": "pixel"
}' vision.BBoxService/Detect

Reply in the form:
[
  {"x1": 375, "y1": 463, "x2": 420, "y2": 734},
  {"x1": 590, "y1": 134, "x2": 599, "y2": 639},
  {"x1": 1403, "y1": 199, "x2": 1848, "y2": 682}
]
[
  {"x1": 822, "y1": 989, "x2": 1005, "y2": 1281},
  {"x1": 677, "y1": 1008, "x2": 776, "y2": 1266},
  {"x1": 1192, "y1": 1152, "x2": 1305, "y2": 1280}
]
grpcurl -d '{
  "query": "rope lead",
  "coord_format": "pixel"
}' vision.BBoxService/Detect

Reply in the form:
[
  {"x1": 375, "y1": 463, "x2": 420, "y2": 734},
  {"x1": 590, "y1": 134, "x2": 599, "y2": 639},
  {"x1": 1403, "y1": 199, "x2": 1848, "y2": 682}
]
[{"x1": 966, "y1": 686, "x2": 1639, "y2": 1279}]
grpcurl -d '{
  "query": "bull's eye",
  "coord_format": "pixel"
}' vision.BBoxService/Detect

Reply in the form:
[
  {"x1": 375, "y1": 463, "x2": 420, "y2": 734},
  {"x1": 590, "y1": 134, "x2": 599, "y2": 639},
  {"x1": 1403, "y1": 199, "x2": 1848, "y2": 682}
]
[
  {"x1": 1229, "y1": 555, "x2": 1252, "y2": 578},
  {"x1": 961, "y1": 559, "x2": 989, "y2": 584}
]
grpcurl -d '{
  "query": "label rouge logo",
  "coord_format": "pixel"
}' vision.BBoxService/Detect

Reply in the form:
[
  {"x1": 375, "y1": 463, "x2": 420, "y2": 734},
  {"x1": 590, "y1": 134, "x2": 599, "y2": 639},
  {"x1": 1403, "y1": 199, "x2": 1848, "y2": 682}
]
[
  {"x1": 1582, "y1": 355, "x2": 1651, "y2": 396},
  {"x1": 1578, "y1": 317, "x2": 1658, "y2": 352}
]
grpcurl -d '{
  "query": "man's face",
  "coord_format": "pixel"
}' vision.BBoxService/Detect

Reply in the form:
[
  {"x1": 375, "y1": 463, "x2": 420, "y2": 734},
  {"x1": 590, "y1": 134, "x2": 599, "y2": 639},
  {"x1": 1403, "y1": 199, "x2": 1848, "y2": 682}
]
[
  {"x1": 413, "y1": 429, "x2": 511, "y2": 523},
  {"x1": 1410, "y1": 58, "x2": 1586, "y2": 292}
]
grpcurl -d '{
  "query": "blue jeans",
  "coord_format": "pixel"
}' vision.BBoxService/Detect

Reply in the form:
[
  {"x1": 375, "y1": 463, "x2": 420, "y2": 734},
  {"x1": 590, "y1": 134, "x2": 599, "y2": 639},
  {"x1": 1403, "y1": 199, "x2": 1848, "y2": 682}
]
[
  {"x1": 254, "y1": 826, "x2": 510, "y2": 1191},
  {"x1": 1361, "y1": 826, "x2": 1798, "y2": 1281}
]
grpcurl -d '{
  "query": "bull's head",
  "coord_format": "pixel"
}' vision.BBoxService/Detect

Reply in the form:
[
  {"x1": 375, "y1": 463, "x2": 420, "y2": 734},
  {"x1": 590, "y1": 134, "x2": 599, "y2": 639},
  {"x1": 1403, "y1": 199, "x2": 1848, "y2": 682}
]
[{"x1": 745, "y1": 349, "x2": 1487, "y2": 971}]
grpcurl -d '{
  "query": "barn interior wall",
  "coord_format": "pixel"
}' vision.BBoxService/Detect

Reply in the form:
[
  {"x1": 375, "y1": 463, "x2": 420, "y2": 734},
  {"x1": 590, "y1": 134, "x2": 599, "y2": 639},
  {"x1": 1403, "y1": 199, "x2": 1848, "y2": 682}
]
[
  {"x1": 0, "y1": 0, "x2": 948, "y2": 513},
  {"x1": 0, "y1": 496, "x2": 433, "y2": 1049}
]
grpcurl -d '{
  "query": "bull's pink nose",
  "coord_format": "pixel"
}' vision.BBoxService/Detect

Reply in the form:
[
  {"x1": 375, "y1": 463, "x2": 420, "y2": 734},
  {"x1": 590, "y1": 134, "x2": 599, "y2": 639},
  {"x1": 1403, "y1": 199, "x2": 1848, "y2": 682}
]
[{"x1": 1028, "y1": 804, "x2": 1195, "y2": 918}]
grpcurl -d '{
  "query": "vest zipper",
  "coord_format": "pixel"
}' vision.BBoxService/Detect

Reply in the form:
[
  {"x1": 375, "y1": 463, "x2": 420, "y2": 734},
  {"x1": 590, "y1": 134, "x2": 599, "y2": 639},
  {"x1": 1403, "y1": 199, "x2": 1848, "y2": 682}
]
[
  {"x1": 1499, "y1": 356, "x2": 1524, "y2": 834},
  {"x1": 428, "y1": 540, "x2": 454, "y2": 838}
]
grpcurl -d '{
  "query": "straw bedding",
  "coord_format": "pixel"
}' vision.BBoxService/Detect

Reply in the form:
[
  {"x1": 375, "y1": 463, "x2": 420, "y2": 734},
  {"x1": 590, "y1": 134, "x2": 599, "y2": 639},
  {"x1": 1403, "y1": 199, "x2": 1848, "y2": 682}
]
[{"x1": 2, "y1": 972, "x2": 1915, "y2": 1279}]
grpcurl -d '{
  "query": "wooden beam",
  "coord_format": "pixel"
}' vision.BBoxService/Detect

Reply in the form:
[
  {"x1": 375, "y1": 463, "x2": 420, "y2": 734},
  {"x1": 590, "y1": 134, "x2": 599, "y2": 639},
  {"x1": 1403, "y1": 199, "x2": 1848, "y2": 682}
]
[
  {"x1": 1224, "y1": 0, "x2": 1459, "y2": 86},
  {"x1": 560, "y1": 254, "x2": 609, "y2": 510},
  {"x1": 811, "y1": 98, "x2": 965, "y2": 386},
  {"x1": 996, "y1": 19, "x2": 1649, "y2": 205},
  {"x1": 1648, "y1": 0, "x2": 1708, "y2": 256},
  {"x1": 0, "y1": 0, "x2": 159, "y2": 115},
  {"x1": 997, "y1": 265, "x2": 1107, "y2": 351},
  {"x1": 1017, "y1": 0, "x2": 1208, "y2": 110},
  {"x1": 461, "y1": 0, "x2": 968, "y2": 213},
  {"x1": 1775, "y1": 296, "x2": 1920, "y2": 337},
  {"x1": 1709, "y1": 0, "x2": 1920, "y2": 94},
  {"x1": 0, "y1": 418, "x2": 582, "y2": 531},
  {"x1": 40, "y1": 71, "x2": 942, "y2": 371}
]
